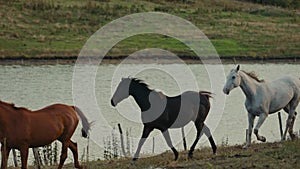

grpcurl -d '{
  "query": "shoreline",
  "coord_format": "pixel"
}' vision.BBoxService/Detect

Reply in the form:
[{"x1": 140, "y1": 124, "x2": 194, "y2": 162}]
[{"x1": 0, "y1": 56, "x2": 299, "y2": 65}]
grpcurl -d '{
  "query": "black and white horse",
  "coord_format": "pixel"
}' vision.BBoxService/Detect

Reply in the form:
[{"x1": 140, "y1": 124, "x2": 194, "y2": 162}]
[{"x1": 111, "y1": 77, "x2": 216, "y2": 161}]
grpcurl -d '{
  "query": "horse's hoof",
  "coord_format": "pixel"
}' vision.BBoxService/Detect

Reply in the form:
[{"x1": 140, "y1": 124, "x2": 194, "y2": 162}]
[
  {"x1": 75, "y1": 163, "x2": 84, "y2": 169},
  {"x1": 130, "y1": 160, "x2": 136, "y2": 165},
  {"x1": 188, "y1": 152, "x2": 193, "y2": 159},
  {"x1": 290, "y1": 134, "x2": 296, "y2": 141},
  {"x1": 211, "y1": 153, "x2": 216, "y2": 160},
  {"x1": 172, "y1": 147, "x2": 178, "y2": 161},
  {"x1": 260, "y1": 136, "x2": 266, "y2": 142},
  {"x1": 213, "y1": 147, "x2": 217, "y2": 154},
  {"x1": 79, "y1": 165, "x2": 86, "y2": 169},
  {"x1": 174, "y1": 155, "x2": 178, "y2": 161},
  {"x1": 173, "y1": 149, "x2": 179, "y2": 161},
  {"x1": 242, "y1": 144, "x2": 250, "y2": 149},
  {"x1": 131, "y1": 158, "x2": 138, "y2": 164}
]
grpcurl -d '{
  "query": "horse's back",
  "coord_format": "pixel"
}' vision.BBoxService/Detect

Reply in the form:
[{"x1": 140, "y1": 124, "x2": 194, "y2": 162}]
[
  {"x1": 167, "y1": 91, "x2": 211, "y2": 128},
  {"x1": 269, "y1": 76, "x2": 300, "y2": 95},
  {"x1": 38, "y1": 103, "x2": 73, "y2": 112},
  {"x1": 266, "y1": 76, "x2": 300, "y2": 113},
  {"x1": 271, "y1": 76, "x2": 300, "y2": 86},
  {"x1": 34, "y1": 104, "x2": 79, "y2": 131},
  {"x1": 36, "y1": 104, "x2": 78, "y2": 119}
]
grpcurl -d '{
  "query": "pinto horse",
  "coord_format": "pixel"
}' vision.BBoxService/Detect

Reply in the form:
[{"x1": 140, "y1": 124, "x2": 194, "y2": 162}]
[
  {"x1": 223, "y1": 65, "x2": 300, "y2": 148},
  {"x1": 0, "y1": 101, "x2": 92, "y2": 169},
  {"x1": 111, "y1": 77, "x2": 216, "y2": 162}
]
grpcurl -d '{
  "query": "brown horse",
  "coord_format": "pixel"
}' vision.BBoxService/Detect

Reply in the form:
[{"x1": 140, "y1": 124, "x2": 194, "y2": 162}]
[{"x1": 0, "y1": 101, "x2": 92, "y2": 169}]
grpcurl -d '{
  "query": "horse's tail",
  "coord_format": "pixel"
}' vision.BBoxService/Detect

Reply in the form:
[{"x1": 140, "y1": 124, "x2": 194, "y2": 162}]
[
  {"x1": 73, "y1": 106, "x2": 93, "y2": 138},
  {"x1": 199, "y1": 91, "x2": 212, "y2": 114},
  {"x1": 199, "y1": 91, "x2": 213, "y2": 99}
]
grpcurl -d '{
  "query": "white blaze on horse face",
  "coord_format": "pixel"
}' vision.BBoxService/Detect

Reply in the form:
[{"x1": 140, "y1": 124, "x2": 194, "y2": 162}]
[
  {"x1": 111, "y1": 78, "x2": 131, "y2": 106},
  {"x1": 223, "y1": 69, "x2": 241, "y2": 95}
]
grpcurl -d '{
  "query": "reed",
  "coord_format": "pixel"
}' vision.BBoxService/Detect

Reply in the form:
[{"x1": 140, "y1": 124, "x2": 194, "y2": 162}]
[{"x1": 103, "y1": 125, "x2": 133, "y2": 160}]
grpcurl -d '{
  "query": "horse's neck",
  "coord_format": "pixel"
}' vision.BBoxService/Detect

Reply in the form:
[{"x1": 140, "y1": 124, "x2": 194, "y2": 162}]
[
  {"x1": 130, "y1": 85, "x2": 152, "y2": 112},
  {"x1": 239, "y1": 72, "x2": 261, "y2": 99}
]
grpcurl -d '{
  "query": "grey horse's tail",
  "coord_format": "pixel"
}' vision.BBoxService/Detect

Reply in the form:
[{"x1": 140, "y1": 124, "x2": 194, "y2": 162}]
[{"x1": 73, "y1": 106, "x2": 93, "y2": 138}]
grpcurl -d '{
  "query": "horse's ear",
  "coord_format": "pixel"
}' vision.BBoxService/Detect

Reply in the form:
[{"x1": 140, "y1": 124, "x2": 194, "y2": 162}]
[{"x1": 236, "y1": 65, "x2": 240, "y2": 71}]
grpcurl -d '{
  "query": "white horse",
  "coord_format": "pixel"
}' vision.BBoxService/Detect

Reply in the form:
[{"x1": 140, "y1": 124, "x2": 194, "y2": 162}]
[{"x1": 223, "y1": 65, "x2": 300, "y2": 148}]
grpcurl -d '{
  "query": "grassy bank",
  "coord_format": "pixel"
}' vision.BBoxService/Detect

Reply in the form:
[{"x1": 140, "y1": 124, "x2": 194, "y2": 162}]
[
  {"x1": 9, "y1": 140, "x2": 300, "y2": 169},
  {"x1": 75, "y1": 140, "x2": 300, "y2": 169},
  {"x1": 0, "y1": 0, "x2": 300, "y2": 59}
]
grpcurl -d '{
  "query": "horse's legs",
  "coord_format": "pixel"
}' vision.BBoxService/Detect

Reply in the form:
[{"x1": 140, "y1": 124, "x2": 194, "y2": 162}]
[
  {"x1": 188, "y1": 122, "x2": 204, "y2": 158},
  {"x1": 58, "y1": 142, "x2": 69, "y2": 169},
  {"x1": 283, "y1": 102, "x2": 298, "y2": 140},
  {"x1": 1, "y1": 145, "x2": 11, "y2": 169},
  {"x1": 69, "y1": 141, "x2": 82, "y2": 169},
  {"x1": 19, "y1": 145, "x2": 29, "y2": 169},
  {"x1": 132, "y1": 126, "x2": 153, "y2": 162},
  {"x1": 282, "y1": 107, "x2": 297, "y2": 140},
  {"x1": 161, "y1": 129, "x2": 178, "y2": 161},
  {"x1": 288, "y1": 113, "x2": 296, "y2": 140},
  {"x1": 254, "y1": 112, "x2": 267, "y2": 142},
  {"x1": 243, "y1": 113, "x2": 255, "y2": 148},
  {"x1": 203, "y1": 124, "x2": 217, "y2": 154}
]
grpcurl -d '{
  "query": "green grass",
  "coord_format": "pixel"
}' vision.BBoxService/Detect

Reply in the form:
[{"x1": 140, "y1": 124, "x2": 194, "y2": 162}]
[{"x1": 0, "y1": 0, "x2": 300, "y2": 59}]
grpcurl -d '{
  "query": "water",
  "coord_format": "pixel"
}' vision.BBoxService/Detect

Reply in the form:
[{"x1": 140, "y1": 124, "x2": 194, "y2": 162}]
[{"x1": 0, "y1": 63, "x2": 299, "y2": 165}]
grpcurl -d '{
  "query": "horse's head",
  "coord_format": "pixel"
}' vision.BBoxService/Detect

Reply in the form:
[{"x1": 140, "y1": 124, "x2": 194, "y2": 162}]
[
  {"x1": 223, "y1": 65, "x2": 241, "y2": 95},
  {"x1": 111, "y1": 78, "x2": 131, "y2": 107}
]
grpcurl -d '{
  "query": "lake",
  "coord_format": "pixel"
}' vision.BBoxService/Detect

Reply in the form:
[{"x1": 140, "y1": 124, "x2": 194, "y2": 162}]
[{"x1": 0, "y1": 63, "x2": 299, "y2": 165}]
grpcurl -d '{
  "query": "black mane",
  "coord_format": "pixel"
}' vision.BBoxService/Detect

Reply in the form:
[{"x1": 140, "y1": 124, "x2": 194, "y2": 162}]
[{"x1": 129, "y1": 77, "x2": 150, "y2": 89}]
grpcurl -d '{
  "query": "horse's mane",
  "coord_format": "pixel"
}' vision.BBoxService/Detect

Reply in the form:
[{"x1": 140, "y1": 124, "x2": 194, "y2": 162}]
[
  {"x1": 0, "y1": 100, "x2": 16, "y2": 108},
  {"x1": 241, "y1": 70, "x2": 265, "y2": 82},
  {"x1": 129, "y1": 77, "x2": 150, "y2": 89},
  {"x1": 0, "y1": 100, "x2": 28, "y2": 111}
]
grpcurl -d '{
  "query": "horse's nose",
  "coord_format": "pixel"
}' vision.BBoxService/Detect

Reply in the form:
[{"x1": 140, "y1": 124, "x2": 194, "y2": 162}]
[
  {"x1": 223, "y1": 88, "x2": 229, "y2": 95},
  {"x1": 111, "y1": 99, "x2": 115, "y2": 107}
]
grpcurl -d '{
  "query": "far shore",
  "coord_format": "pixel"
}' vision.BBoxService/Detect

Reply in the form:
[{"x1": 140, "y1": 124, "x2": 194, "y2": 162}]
[{"x1": 0, "y1": 55, "x2": 300, "y2": 65}]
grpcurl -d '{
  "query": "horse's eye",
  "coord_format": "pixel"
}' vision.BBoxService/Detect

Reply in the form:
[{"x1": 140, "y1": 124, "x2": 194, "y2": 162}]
[{"x1": 232, "y1": 76, "x2": 236, "y2": 80}]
